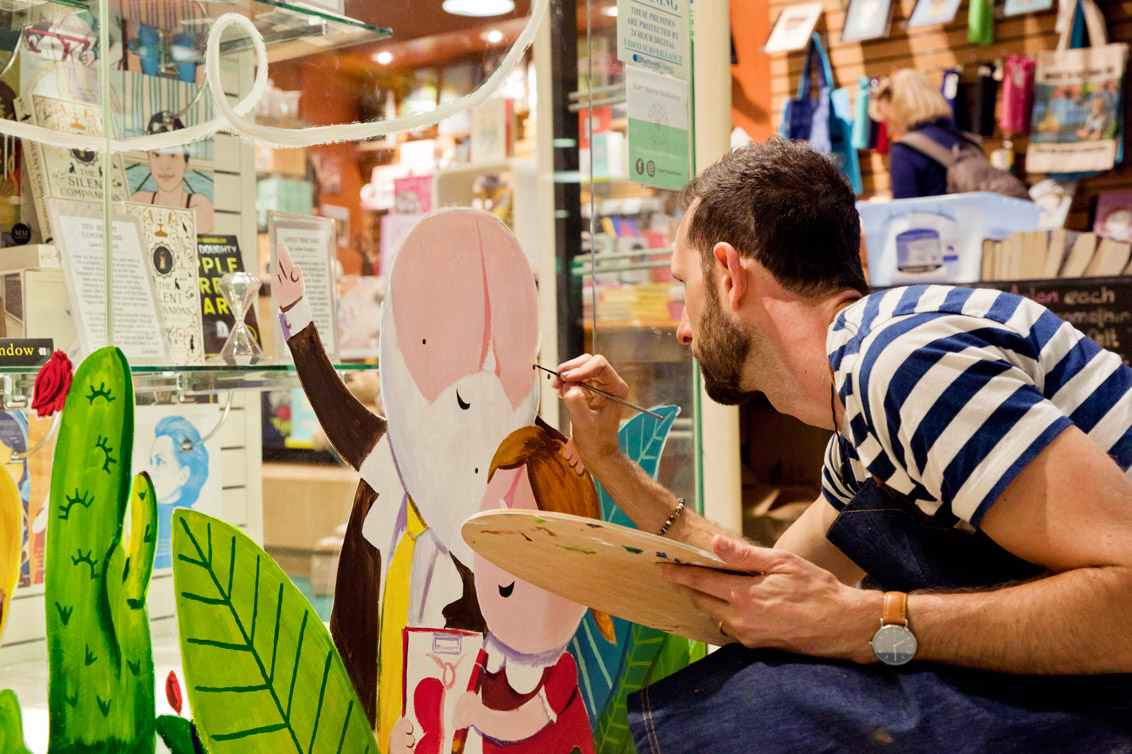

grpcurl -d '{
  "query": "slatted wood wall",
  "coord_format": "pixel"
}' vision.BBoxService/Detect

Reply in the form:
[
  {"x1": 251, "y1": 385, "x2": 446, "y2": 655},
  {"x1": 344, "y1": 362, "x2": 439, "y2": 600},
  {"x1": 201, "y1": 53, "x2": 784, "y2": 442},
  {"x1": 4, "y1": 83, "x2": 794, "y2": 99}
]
[{"x1": 766, "y1": 0, "x2": 1132, "y2": 231}]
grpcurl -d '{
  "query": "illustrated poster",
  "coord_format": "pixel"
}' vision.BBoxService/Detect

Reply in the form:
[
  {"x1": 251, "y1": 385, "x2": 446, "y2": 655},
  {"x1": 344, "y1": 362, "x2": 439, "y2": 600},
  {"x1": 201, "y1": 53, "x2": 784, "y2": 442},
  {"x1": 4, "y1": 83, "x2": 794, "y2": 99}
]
[
  {"x1": 764, "y1": 2, "x2": 823, "y2": 53},
  {"x1": 4, "y1": 411, "x2": 57, "y2": 589},
  {"x1": 840, "y1": 0, "x2": 894, "y2": 43},
  {"x1": 132, "y1": 403, "x2": 223, "y2": 571},
  {"x1": 908, "y1": 0, "x2": 962, "y2": 27}
]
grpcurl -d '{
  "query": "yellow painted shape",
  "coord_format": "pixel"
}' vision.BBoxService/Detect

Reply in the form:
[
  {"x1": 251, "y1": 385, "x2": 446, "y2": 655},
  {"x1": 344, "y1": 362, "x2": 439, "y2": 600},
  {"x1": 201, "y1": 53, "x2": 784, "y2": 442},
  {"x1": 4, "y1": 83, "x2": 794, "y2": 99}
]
[
  {"x1": 0, "y1": 461, "x2": 21, "y2": 646},
  {"x1": 377, "y1": 500, "x2": 427, "y2": 751}
]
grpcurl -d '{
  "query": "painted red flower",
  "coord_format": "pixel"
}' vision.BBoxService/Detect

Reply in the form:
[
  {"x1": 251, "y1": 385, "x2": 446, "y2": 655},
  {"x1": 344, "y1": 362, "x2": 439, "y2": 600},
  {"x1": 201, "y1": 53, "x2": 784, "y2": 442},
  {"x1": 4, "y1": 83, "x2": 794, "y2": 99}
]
[
  {"x1": 31, "y1": 351, "x2": 73, "y2": 418},
  {"x1": 165, "y1": 670, "x2": 183, "y2": 715}
]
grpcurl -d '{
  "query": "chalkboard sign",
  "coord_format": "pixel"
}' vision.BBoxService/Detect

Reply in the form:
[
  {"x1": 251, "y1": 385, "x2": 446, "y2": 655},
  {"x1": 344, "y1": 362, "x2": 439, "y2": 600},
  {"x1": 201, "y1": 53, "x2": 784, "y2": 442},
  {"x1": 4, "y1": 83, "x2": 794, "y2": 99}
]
[{"x1": 971, "y1": 277, "x2": 1132, "y2": 364}]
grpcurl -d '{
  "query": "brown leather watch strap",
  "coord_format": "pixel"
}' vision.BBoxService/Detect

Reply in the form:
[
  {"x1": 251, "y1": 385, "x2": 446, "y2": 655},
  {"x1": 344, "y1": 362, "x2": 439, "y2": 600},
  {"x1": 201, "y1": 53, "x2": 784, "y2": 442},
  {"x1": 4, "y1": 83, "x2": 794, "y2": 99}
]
[{"x1": 882, "y1": 591, "x2": 909, "y2": 626}]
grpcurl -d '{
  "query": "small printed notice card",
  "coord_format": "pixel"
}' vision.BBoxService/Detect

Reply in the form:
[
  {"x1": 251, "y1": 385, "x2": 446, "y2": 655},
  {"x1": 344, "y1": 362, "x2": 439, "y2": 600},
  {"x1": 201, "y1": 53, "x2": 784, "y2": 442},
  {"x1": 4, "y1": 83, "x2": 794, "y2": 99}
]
[
  {"x1": 48, "y1": 199, "x2": 168, "y2": 364},
  {"x1": 268, "y1": 211, "x2": 339, "y2": 362}
]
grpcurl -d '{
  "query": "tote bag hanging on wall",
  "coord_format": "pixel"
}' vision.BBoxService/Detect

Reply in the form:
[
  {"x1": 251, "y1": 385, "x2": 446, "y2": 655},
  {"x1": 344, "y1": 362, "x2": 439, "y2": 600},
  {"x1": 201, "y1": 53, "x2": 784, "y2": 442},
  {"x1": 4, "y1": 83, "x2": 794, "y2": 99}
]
[
  {"x1": 1027, "y1": 0, "x2": 1127, "y2": 174},
  {"x1": 780, "y1": 34, "x2": 863, "y2": 194}
]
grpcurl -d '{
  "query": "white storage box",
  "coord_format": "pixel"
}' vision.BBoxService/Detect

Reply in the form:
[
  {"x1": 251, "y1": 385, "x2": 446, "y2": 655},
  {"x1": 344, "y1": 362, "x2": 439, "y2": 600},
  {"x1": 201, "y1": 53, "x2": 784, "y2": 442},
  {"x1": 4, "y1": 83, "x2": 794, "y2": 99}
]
[{"x1": 859, "y1": 192, "x2": 1042, "y2": 287}]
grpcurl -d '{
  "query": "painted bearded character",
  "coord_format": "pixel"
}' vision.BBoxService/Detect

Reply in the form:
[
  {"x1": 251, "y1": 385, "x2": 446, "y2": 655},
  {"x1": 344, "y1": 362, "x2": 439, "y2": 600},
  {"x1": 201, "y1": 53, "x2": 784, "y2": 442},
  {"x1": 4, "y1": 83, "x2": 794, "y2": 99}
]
[{"x1": 274, "y1": 208, "x2": 540, "y2": 750}]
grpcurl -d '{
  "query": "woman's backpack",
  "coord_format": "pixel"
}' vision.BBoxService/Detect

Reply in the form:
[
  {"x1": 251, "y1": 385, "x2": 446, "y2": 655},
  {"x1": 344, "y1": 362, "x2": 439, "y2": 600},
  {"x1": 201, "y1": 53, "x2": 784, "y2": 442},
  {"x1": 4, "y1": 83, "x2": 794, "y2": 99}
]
[{"x1": 898, "y1": 131, "x2": 1031, "y2": 200}]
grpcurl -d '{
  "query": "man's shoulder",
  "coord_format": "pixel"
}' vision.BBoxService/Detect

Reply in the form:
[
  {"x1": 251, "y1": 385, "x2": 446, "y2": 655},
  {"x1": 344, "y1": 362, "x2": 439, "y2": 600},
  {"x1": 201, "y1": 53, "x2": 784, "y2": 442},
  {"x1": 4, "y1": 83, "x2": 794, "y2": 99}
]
[{"x1": 833, "y1": 285, "x2": 1045, "y2": 368}]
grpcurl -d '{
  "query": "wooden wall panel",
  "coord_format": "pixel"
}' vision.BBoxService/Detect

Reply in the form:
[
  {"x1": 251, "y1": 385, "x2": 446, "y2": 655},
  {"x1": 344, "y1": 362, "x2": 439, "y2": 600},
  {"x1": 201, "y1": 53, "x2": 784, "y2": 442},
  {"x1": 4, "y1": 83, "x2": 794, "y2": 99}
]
[{"x1": 766, "y1": 0, "x2": 1132, "y2": 230}]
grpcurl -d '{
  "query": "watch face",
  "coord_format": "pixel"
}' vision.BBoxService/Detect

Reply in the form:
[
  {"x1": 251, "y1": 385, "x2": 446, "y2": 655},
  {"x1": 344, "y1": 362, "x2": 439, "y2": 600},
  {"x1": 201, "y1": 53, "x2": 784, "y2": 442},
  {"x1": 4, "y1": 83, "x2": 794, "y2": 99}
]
[{"x1": 871, "y1": 624, "x2": 917, "y2": 666}]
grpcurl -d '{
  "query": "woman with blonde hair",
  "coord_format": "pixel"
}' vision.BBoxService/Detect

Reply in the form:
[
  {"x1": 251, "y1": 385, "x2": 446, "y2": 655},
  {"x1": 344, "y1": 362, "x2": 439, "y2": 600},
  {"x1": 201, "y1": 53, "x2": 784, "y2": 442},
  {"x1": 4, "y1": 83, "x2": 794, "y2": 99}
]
[{"x1": 870, "y1": 69, "x2": 971, "y2": 198}]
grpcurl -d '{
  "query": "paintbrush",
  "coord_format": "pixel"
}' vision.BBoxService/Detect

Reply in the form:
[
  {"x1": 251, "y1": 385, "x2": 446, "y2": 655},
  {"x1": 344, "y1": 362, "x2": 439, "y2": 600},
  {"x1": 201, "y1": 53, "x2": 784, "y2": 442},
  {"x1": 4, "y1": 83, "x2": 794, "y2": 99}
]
[{"x1": 534, "y1": 364, "x2": 664, "y2": 419}]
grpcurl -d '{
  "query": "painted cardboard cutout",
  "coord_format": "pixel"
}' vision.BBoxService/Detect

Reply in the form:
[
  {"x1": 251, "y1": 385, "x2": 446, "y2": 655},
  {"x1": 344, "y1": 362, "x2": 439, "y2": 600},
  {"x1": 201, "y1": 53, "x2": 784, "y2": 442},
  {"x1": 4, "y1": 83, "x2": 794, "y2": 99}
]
[
  {"x1": 276, "y1": 209, "x2": 698, "y2": 754},
  {"x1": 275, "y1": 208, "x2": 539, "y2": 749}
]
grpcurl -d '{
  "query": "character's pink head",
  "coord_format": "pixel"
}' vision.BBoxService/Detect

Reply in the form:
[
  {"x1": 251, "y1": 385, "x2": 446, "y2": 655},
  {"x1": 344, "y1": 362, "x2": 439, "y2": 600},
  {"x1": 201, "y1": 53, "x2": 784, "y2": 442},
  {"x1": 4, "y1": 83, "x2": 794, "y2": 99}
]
[
  {"x1": 379, "y1": 209, "x2": 541, "y2": 566},
  {"x1": 389, "y1": 209, "x2": 538, "y2": 413},
  {"x1": 473, "y1": 426, "x2": 615, "y2": 655}
]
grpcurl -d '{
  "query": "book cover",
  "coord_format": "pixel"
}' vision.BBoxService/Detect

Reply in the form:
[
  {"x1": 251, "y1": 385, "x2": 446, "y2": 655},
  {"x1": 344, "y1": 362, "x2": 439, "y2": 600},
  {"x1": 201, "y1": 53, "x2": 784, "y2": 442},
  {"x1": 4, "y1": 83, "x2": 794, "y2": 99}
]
[
  {"x1": 393, "y1": 175, "x2": 433, "y2": 214},
  {"x1": 471, "y1": 98, "x2": 512, "y2": 164},
  {"x1": 17, "y1": 94, "x2": 129, "y2": 243},
  {"x1": 196, "y1": 234, "x2": 262, "y2": 359},
  {"x1": 124, "y1": 202, "x2": 205, "y2": 365},
  {"x1": 1094, "y1": 190, "x2": 1132, "y2": 243}
]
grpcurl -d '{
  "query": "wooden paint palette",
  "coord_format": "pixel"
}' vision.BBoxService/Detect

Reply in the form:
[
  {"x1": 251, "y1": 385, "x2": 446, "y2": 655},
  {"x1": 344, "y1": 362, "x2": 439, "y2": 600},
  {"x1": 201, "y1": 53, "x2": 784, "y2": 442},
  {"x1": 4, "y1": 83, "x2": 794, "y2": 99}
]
[{"x1": 462, "y1": 509, "x2": 736, "y2": 645}]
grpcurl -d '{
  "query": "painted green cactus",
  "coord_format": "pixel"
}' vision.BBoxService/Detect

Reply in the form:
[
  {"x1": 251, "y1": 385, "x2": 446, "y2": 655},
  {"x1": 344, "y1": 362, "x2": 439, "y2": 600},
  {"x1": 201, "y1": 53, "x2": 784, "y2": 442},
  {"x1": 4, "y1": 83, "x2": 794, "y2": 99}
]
[
  {"x1": 45, "y1": 346, "x2": 157, "y2": 754},
  {"x1": 0, "y1": 689, "x2": 33, "y2": 754}
]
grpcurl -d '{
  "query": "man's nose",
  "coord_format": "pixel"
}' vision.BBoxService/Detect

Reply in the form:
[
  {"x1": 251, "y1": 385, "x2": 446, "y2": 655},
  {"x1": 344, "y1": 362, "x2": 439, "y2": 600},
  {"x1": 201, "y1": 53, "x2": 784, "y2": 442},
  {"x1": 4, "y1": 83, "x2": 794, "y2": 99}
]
[{"x1": 676, "y1": 307, "x2": 692, "y2": 346}]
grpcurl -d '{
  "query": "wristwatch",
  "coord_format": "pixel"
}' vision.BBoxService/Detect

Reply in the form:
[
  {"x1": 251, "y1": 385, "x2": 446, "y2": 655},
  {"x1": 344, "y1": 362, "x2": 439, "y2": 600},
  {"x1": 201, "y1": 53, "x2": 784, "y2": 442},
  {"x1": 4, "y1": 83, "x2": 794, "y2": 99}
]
[{"x1": 870, "y1": 591, "x2": 917, "y2": 666}]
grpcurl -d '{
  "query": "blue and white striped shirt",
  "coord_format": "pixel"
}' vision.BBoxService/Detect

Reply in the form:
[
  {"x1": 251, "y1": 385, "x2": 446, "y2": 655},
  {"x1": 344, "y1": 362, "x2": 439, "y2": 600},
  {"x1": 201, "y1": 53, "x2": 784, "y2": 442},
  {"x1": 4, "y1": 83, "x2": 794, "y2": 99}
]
[{"x1": 823, "y1": 285, "x2": 1132, "y2": 528}]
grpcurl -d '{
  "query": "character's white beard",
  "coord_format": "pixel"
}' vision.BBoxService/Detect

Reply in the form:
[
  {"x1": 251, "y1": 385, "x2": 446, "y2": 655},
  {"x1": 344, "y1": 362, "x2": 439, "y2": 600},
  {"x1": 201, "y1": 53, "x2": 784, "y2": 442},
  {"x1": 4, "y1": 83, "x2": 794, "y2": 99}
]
[{"x1": 380, "y1": 298, "x2": 539, "y2": 567}]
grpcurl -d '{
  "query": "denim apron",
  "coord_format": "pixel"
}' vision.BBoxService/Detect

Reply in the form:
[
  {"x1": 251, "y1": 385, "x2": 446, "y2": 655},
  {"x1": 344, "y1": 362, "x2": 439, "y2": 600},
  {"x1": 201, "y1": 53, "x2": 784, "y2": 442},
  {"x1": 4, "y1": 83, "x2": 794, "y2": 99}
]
[{"x1": 626, "y1": 477, "x2": 1132, "y2": 754}]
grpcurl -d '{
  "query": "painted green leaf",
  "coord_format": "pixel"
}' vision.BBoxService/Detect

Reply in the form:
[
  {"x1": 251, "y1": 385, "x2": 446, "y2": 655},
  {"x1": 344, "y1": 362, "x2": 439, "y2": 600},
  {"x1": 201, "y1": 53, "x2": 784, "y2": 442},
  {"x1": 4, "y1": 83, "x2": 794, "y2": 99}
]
[
  {"x1": 172, "y1": 510, "x2": 376, "y2": 754},
  {"x1": 0, "y1": 690, "x2": 33, "y2": 754},
  {"x1": 565, "y1": 405, "x2": 705, "y2": 754}
]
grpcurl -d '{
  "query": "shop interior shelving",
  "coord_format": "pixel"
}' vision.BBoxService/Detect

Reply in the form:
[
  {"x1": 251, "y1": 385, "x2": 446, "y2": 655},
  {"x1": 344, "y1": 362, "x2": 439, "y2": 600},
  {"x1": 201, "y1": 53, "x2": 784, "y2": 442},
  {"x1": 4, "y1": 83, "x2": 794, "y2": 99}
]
[{"x1": 0, "y1": 362, "x2": 378, "y2": 406}]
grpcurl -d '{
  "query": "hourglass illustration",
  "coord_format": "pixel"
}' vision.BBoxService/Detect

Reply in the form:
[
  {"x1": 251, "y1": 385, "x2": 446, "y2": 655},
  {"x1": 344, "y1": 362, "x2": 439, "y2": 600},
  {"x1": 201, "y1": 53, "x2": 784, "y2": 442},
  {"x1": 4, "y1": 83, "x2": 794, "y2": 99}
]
[{"x1": 215, "y1": 271, "x2": 264, "y2": 365}]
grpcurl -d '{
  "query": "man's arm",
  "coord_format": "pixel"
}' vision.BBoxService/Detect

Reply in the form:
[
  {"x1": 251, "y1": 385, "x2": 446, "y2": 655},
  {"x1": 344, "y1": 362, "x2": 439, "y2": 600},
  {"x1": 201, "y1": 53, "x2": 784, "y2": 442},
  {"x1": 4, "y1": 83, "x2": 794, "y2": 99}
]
[
  {"x1": 911, "y1": 425, "x2": 1132, "y2": 674},
  {"x1": 555, "y1": 354, "x2": 727, "y2": 551},
  {"x1": 558, "y1": 354, "x2": 864, "y2": 573},
  {"x1": 665, "y1": 426, "x2": 1132, "y2": 674}
]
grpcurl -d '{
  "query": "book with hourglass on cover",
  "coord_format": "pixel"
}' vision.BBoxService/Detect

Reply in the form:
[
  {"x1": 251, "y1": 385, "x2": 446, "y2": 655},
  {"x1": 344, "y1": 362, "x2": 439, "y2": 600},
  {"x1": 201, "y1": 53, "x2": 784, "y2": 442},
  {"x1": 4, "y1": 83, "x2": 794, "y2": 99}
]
[
  {"x1": 197, "y1": 234, "x2": 262, "y2": 359},
  {"x1": 123, "y1": 202, "x2": 205, "y2": 365}
]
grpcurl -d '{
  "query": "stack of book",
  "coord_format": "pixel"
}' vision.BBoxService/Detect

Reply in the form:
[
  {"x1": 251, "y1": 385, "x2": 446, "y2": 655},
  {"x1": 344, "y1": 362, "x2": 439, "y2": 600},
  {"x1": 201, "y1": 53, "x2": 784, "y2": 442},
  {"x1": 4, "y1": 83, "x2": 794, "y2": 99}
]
[{"x1": 981, "y1": 230, "x2": 1132, "y2": 281}]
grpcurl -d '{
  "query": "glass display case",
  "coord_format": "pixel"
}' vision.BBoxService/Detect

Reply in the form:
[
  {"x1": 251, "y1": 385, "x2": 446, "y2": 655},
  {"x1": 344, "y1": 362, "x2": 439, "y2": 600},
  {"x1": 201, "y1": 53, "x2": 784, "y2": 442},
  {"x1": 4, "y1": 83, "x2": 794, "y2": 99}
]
[
  {"x1": 0, "y1": 0, "x2": 541, "y2": 711},
  {"x1": 553, "y1": 1, "x2": 702, "y2": 509}
]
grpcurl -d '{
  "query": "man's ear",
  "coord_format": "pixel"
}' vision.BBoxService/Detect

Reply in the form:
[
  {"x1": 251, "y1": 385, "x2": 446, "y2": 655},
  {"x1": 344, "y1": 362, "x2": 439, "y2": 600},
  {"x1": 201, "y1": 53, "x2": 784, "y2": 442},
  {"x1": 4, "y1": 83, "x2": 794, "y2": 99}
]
[{"x1": 712, "y1": 242, "x2": 747, "y2": 311}]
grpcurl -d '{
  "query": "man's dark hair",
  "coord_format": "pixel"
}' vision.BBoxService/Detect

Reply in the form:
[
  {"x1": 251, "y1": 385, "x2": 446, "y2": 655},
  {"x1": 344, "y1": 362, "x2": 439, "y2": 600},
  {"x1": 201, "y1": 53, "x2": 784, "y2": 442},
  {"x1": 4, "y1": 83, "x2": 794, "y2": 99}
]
[{"x1": 679, "y1": 138, "x2": 868, "y2": 297}]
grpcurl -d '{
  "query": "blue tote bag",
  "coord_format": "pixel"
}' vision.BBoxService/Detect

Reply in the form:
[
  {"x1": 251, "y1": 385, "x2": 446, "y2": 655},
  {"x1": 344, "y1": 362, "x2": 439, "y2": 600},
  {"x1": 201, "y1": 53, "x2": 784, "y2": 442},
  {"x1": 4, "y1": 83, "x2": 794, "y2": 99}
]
[{"x1": 780, "y1": 33, "x2": 863, "y2": 194}]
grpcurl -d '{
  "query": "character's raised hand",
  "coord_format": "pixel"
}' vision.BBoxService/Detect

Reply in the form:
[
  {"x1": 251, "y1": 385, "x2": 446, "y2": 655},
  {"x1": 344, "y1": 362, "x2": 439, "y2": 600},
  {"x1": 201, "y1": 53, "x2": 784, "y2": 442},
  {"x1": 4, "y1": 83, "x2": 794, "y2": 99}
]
[{"x1": 273, "y1": 242, "x2": 305, "y2": 310}]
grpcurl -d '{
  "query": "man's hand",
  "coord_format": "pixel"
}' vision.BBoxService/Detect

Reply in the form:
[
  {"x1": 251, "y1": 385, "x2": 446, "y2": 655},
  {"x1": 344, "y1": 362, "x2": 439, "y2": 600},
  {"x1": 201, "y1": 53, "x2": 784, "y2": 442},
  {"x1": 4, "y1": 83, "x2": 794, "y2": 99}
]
[
  {"x1": 661, "y1": 534, "x2": 878, "y2": 663},
  {"x1": 554, "y1": 354, "x2": 627, "y2": 470},
  {"x1": 273, "y1": 242, "x2": 305, "y2": 311}
]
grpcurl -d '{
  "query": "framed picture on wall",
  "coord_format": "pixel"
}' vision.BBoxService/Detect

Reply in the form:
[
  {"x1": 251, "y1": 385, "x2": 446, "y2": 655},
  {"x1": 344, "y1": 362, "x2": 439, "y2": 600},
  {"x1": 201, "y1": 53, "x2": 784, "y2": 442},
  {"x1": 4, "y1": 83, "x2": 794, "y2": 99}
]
[
  {"x1": 840, "y1": 0, "x2": 895, "y2": 43},
  {"x1": 764, "y1": 2, "x2": 823, "y2": 53},
  {"x1": 908, "y1": 0, "x2": 962, "y2": 27},
  {"x1": 1004, "y1": 0, "x2": 1055, "y2": 16}
]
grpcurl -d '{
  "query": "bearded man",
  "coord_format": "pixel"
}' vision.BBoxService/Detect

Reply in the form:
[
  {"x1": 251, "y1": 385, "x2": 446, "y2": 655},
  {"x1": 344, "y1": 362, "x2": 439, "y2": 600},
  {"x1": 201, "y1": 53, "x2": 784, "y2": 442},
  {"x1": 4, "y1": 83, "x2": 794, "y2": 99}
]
[{"x1": 555, "y1": 138, "x2": 1132, "y2": 752}]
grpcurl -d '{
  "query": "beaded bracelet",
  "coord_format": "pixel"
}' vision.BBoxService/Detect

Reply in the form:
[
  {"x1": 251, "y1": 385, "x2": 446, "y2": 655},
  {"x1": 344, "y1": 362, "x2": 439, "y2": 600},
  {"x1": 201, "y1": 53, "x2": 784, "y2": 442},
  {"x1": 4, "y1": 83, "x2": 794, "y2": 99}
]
[{"x1": 657, "y1": 498, "x2": 686, "y2": 537}]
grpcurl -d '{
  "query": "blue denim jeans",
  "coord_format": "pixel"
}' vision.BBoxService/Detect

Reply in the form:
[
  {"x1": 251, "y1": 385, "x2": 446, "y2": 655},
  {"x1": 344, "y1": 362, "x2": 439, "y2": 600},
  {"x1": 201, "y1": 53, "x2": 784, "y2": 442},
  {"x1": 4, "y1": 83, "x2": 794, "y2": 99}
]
[{"x1": 627, "y1": 479, "x2": 1132, "y2": 753}]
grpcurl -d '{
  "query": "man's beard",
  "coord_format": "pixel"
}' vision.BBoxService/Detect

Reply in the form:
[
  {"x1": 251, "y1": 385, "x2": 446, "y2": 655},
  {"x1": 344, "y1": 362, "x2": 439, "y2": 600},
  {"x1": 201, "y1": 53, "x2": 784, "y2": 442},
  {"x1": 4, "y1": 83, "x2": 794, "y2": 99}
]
[{"x1": 694, "y1": 293, "x2": 760, "y2": 406}]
